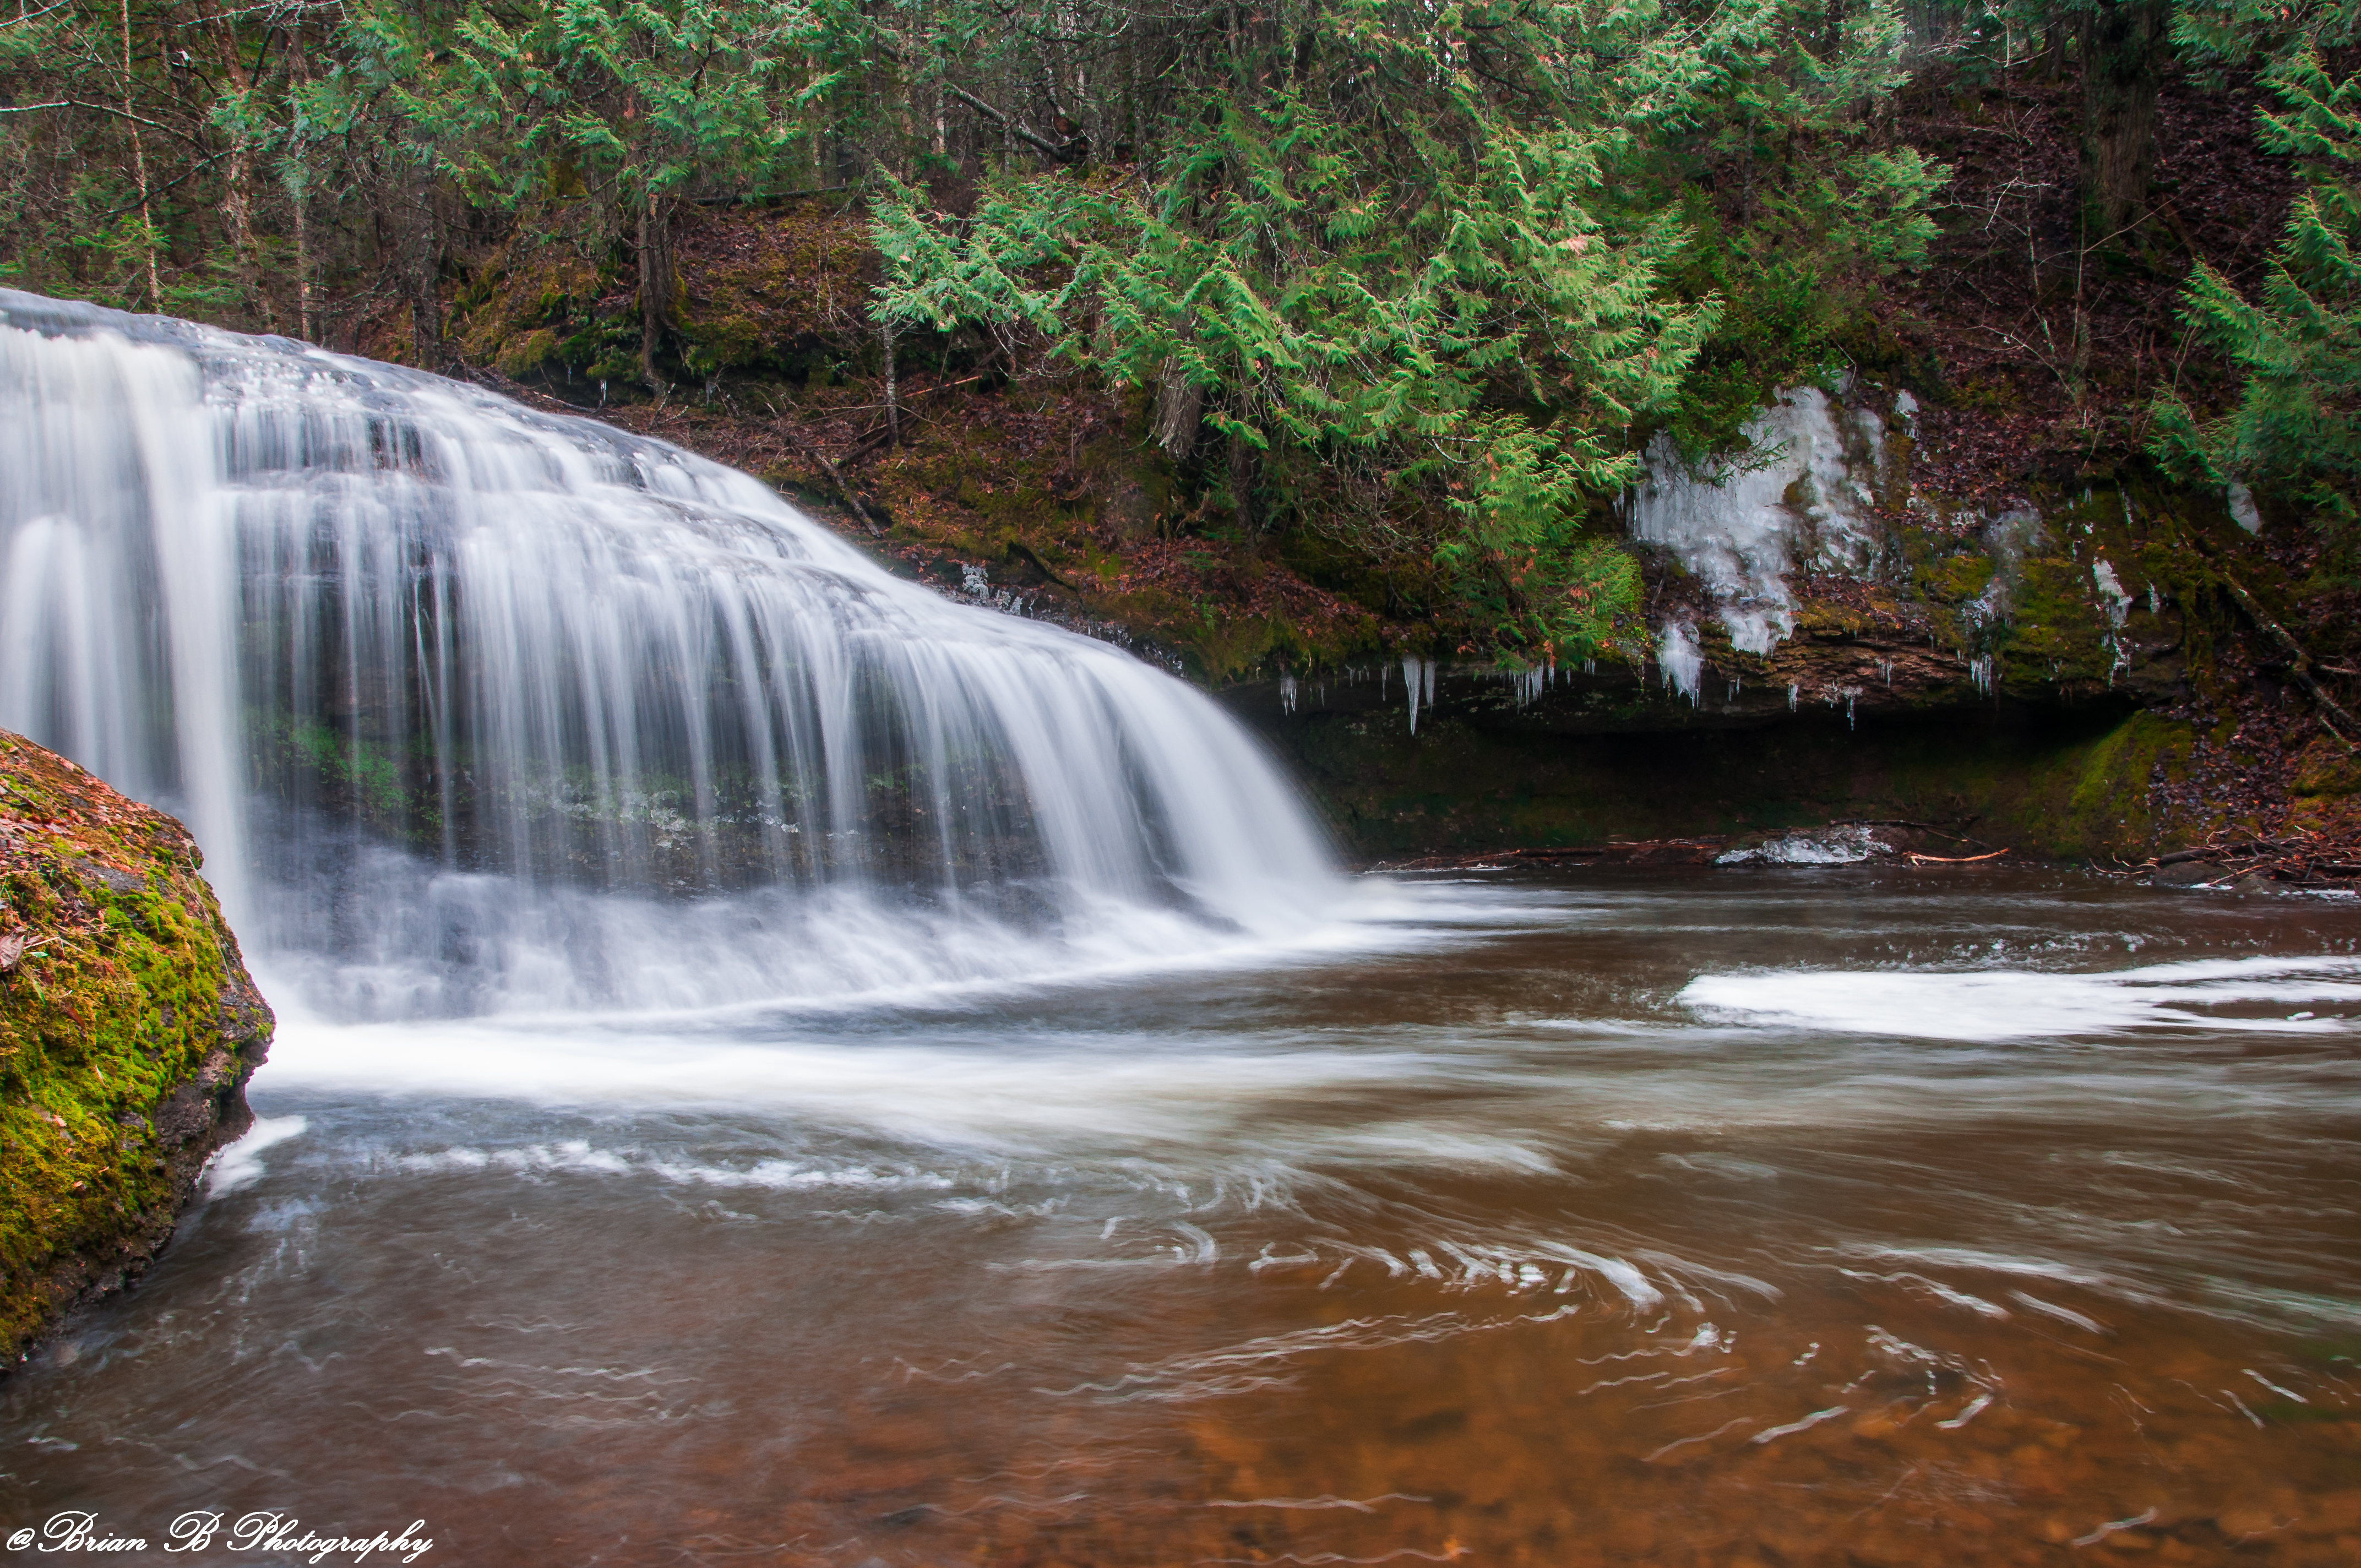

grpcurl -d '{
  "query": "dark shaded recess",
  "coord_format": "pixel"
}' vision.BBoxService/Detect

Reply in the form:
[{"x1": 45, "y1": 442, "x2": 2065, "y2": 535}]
[{"x1": 1243, "y1": 695, "x2": 2152, "y2": 862}]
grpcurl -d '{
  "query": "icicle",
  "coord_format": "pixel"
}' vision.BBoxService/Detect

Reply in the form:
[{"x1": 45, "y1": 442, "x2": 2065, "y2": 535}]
[
  {"x1": 1656, "y1": 624, "x2": 1702, "y2": 703},
  {"x1": 1402, "y1": 653, "x2": 1422, "y2": 734},
  {"x1": 1280, "y1": 673, "x2": 1298, "y2": 715}
]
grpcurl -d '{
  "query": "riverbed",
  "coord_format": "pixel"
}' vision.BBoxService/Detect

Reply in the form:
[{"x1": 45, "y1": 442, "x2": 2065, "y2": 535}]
[{"x1": 6, "y1": 868, "x2": 2359, "y2": 1565}]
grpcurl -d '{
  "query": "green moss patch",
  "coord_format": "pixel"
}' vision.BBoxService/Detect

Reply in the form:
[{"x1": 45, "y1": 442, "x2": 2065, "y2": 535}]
[{"x1": 0, "y1": 732, "x2": 271, "y2": 1362}]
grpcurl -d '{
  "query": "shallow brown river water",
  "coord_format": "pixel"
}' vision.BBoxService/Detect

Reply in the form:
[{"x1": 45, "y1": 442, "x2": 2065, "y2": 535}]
[{"x1": 4, "y1": 869, "x2": 2359, "y2": 1565}]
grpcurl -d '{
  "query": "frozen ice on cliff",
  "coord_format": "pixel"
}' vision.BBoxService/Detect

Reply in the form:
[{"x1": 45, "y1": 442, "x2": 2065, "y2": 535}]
[{"x1": 1626, "y1": 386, "x2": 1893, "y2": 657}]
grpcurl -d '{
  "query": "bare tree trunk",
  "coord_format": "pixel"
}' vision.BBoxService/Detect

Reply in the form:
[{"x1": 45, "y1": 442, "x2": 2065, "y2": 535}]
[
  {"x1": 881, "y1": 315, "x2": 900, "y2": 445},
  {"x1": 2079, "y1": 0, "x2": 2172, "y2": 244},
  {"x1": 2039, "y1": 15, "x2": 2071, "y2": 81},
  {"x1": 210, "y1": 19, "x2": 274, "y2": 330},
  {"x1": 1741, "y1": 108, "x2": 1755, "y2": 225},
  {"x1": 120, "y1": 0, "x2": 162, "y2": 309},
  {"x1": 289, "y1": 19, "x2": 315, "y2": 342},
  {"x1": 406, "y1": 179, "x2": 444, "y2": 368},
  {"x1": 409, "y1": 268, "x2": 442, "y2": 367},
  {"x1": 292, "y1": 184, "x2": 313, "y2": 341},
  {"x1": 1152, "y1": 361, "x2": 1203, "y2": 458},
  {"x1": 638, "y1": 200, "x2": 673, "y2": 393},
  {"x1": 1228, "y1": 428, "x2": 1257, "y2": 540}
]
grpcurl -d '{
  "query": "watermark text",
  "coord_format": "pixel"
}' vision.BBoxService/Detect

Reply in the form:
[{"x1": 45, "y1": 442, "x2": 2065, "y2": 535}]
[{"x1": 6, "y1": 1510, "x2": 433, "y2": 1562}]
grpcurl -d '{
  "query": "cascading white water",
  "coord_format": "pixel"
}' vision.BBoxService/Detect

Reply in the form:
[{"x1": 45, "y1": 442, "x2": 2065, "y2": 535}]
[{"x1": 0, "y1": 291, "x2": 1341, "y2": 1016}]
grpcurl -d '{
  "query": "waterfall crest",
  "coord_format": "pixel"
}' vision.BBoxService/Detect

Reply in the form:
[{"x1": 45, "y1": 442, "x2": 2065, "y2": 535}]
[{"x1": 0, "y1": 292, "x2": 1338, "y2": 1016}]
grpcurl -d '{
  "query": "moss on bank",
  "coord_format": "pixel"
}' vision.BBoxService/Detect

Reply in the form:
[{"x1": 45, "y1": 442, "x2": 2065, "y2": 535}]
[{"x1": 0, "y1": 731, "x2": 271, "y2": 1365}]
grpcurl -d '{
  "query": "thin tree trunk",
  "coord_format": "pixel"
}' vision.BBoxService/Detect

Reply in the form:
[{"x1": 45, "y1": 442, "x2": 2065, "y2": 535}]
[
  {"x1": 406, "y1": 178, "x2": 443, "y2": 368},
  {"x1": 1228, "y1": 428, "x2": 1257, "y2": 540},
  {"x1": 881, "y1": 315, "x2": 900, "y2": 445},
  {"x1": 120, "y1": 0, "x2": 161, "y2": 309},
  {"x1": 638, "y1": 200, "x2": 673, "y2": 392},
  {"x1": 1741, "y1": 109, "x2": 1755, "y2": 226},
  {"x1": 210, "y1": 19, "x2": 273, "y2": 330},
  {"x1": 2079, "y1": 0, "x2": 2172, "y2": 244},
  {"x1": 289, "y1": 18, "x2": 315, "y2": 342},
  {"x1": 2039, "y1": 17, "x2": 2070, "y2": 81},
  {"x1": 292, "y1": 181, "x2": 313, "y2": 341}
]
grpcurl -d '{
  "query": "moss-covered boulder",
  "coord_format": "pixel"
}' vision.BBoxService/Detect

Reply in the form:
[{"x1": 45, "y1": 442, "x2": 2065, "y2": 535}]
[{"x1": 0, "y1": 731, "x2": 271, "y2": 1366}]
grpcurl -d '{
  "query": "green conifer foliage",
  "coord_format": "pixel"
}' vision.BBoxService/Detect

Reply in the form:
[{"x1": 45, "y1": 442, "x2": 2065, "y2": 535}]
[
  {"x1": 872, "y1": 0, "x2": 1937, "y2": 661},
  {"x1": 2154, "y1": 45, "x2": 2361, "y2": 526}
]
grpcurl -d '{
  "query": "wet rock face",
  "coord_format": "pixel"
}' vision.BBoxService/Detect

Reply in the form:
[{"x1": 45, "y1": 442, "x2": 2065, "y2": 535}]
[
  {"x1": 0, "y1": 731, "x2": 272, "y2": 1366},
  {"x1": 1238, "y1": 383, "x2": 2215, "y2": 743},
  {"x1": 1620, "y1": 381, "x2": 2200, "y2": 723}
]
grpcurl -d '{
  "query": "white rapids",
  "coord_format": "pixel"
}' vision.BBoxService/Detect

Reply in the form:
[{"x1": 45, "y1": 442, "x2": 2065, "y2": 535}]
[{"x1": 0, "y1": 292, "x2": 1343, "y2": 1016}]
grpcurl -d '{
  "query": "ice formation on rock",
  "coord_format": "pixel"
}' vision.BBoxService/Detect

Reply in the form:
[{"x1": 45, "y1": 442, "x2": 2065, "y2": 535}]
[{"x1": 1626, "y1": 386, "x2": 1895, "y2": 658}]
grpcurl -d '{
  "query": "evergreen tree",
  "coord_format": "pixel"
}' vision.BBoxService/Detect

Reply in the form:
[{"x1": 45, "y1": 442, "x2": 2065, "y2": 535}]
[
  {"x1": 872, "y1": 0, "x2": 1943, "y2": 660},
  {"x1": 2153, "y1": 9, "x2": 2361, "y2": 524}
]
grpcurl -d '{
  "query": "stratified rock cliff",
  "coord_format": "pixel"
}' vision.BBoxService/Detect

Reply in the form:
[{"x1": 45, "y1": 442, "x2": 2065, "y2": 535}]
[{"x1": 0, "y1": 731, "x2": 271, "y2": 1364}]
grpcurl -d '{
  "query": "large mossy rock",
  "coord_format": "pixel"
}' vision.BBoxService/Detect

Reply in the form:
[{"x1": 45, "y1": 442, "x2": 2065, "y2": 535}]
[{"x1": 0, "y1": 731, "x2": 271, "y2": 1364}]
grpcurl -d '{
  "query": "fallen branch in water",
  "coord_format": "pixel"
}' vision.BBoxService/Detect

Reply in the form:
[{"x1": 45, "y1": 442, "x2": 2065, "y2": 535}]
[{"x1": 1906, "y1": 848, "x2": 2010, "y2": 864}]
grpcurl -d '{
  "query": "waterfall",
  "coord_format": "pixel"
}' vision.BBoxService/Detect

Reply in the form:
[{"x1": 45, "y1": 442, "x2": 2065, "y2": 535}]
[{"x1": 0, "y1": 292, "x2": 1339, "y2": 1016}]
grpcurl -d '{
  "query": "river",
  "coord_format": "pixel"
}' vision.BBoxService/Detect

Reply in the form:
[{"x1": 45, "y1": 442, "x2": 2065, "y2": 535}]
[{"x1": 4, "y1": 867, "x2": 2357, "y2": 1565}]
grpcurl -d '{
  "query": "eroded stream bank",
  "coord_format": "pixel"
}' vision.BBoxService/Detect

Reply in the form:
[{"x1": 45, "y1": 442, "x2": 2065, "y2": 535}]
[{"x1": 3, "y1": 870, "x2": 2357, "y2": 1565}]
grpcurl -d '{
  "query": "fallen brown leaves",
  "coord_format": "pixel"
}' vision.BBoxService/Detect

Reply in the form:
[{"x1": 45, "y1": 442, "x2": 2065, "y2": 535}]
[{"x1": 1878, "y1": 64, "x2": 2297, "y2": 505}]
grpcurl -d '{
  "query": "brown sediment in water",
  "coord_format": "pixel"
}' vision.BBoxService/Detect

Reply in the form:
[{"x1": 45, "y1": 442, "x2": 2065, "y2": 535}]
[{"x1": 1, "y1": 871, "x2": 2354, "y2": 1562}]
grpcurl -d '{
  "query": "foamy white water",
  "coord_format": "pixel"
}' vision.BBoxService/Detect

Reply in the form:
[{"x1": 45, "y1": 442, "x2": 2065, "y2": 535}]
[
  {"x1": 1679, "y1": 954, "x2": 2361, "y2": 1039},
  {"x1": 0, "y1": 291, "x2": 1345, "y2": 1015}
]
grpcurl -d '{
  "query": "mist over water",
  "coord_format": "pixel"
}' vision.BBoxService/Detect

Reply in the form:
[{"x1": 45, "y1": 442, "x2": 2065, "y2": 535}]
[{"x1": 2, "y1": 298, "x2": 2358, "y2": 1564}]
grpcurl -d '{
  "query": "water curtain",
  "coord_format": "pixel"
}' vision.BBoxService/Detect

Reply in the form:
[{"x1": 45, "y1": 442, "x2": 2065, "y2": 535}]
[{"x1": 0, "y1": 293, "x2": 1334, "y2": 1014}]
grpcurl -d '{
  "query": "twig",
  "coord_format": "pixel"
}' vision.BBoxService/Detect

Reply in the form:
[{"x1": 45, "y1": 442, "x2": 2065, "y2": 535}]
[{"x1": 778, "y1": 428, "x2": 882, "y2": 537}]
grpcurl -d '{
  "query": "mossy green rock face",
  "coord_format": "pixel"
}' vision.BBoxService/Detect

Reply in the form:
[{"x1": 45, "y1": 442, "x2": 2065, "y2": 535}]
[{"x1": 0, "y1": 731, "x2": 271, "y2": 1365}]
